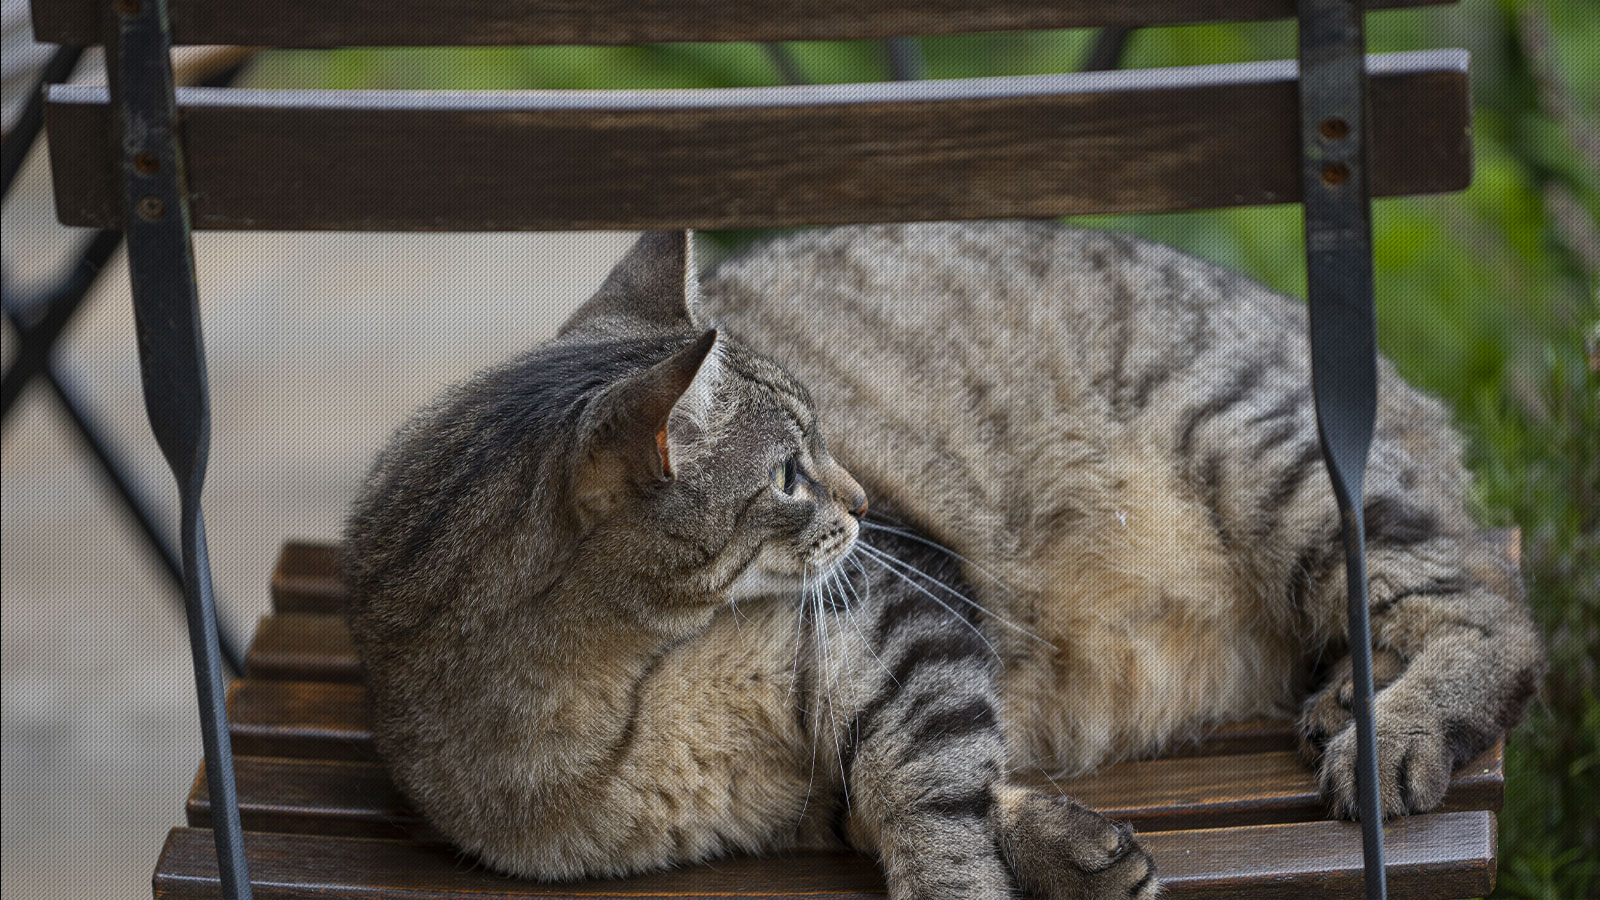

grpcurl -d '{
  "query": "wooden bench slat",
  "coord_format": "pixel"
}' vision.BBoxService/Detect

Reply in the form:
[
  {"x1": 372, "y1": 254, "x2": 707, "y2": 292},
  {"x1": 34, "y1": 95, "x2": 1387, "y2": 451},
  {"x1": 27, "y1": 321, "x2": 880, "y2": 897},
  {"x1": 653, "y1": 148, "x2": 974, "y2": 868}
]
[
  {"x1": 154, "y1": 812, "x2": 1497, "y2": 899},
  {"x1": 33, "y1": 0, "x2": 1453, "y2": 49},
  {"x1": 271, "y1": 541, "x2": 345, "y2": 614},
  {"x1": 243, "y1": 614, "x2": 360, "y2": 682},
  {"x1": 186, "y1": 742, "x2": 1503, "y2": 839},
  {"x1": 45, "y1": 51, "x2": 1470, "y2": 231},
  {"x1": 225, "y1": 677, "x2": 1311, "y2": 761},
  {"x1": 228, "y1": 679, "x2": 374, "y2": 761}
]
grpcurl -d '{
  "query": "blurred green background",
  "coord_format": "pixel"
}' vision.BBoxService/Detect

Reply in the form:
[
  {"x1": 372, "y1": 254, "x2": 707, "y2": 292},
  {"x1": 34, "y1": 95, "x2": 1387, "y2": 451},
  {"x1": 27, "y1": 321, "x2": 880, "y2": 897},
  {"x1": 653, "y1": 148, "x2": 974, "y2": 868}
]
[{"x1": 249, "y1": 1, "x2": 1597, "y2": 895}]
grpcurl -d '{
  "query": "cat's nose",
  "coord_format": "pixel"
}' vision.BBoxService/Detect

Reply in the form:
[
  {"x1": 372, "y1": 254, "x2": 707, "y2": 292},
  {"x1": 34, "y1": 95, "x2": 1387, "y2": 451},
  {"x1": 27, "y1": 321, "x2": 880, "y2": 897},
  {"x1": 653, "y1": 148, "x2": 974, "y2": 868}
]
[
  {"x1": 847, "y1": 492, "x2": 868, "y2": 519},
  {"x1": 825, "y1": 460, "x2": 867, "y2": 519}
]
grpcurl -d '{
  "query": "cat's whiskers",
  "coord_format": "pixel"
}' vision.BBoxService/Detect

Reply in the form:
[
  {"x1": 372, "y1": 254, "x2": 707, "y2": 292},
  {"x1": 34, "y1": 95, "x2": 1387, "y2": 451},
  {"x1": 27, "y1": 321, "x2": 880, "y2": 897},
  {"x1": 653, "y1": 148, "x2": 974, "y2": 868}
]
[
  {"x1": 859, "y1": 520, "x2": 1015, "y2": 596},
  {"x1": 792, "y1": 564, "x2": 826, "y2": 825},
  {"x1": 852, "y1": 542, "x2": 1002, "y2": 658},
  {"x1": 855, "y1": 540, "x2": 1053, "y2": 649},
  {"x1": 856, "y1": 525, "x2": 1053, "y2": 647},
  {"x1": 804, "y1": 563, "x2": 851, "y2": 811},
  {"x1": 841, "y1": 553, "x2": 900, "y2": 687},
  {"x1": 820, "y1": 566, "x2": 856, "y2": 810}
]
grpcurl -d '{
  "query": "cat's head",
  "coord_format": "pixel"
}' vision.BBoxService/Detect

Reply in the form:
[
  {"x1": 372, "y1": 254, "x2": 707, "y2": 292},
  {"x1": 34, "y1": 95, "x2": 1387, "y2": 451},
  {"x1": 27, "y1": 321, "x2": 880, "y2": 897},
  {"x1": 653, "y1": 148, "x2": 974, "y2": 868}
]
[{"x1": 558, "y1": 231, "x2": 867, "y2": 606}]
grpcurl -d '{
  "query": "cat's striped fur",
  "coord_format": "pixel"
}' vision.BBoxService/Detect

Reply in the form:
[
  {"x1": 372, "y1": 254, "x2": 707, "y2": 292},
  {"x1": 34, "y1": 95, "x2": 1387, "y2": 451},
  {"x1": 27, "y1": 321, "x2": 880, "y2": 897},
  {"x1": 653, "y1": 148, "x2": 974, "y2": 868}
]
[{"x1": 345, "y1": 223, "x2": 1542, "y2": 899}]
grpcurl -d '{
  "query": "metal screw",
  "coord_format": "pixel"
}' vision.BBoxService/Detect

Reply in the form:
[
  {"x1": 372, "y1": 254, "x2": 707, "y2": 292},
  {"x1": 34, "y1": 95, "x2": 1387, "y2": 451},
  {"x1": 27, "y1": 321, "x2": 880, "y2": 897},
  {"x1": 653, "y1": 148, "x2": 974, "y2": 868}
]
[
  {"x1": 1321, "y1": 162, "x2": 1350, "y2": 186},
  {"x1": 137, "y1": 196, "x2": 165, "y2": 220},
  {"x1": 114, "y1": 0, "x2": 141, "y2": 15},
  {"x1": 1320, "y1": 117, "x2": 1350, "y2": 140},
  {"x1": 134, "y1": 152, "x2": 160, "y2": 175}
]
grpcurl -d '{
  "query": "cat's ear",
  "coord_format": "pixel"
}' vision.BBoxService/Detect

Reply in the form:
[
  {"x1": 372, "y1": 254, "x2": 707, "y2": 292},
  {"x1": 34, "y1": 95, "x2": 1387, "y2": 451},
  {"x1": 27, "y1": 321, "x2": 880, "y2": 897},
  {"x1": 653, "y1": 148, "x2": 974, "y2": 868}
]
[
  {"x1": 574, "y1": 329, "x2": 722, "y2": 518},
  {"x1": 559, "y1": 231, "x2": 702, "y2": 336}
]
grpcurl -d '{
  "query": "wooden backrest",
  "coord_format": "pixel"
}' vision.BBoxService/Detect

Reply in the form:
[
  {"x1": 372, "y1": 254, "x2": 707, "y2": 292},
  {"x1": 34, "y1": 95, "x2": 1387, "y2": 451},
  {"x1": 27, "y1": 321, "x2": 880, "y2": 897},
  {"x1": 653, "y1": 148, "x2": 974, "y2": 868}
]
[
  {"x1": 33, "y1": 0, "x2": 1451, "y2": 47},
  {"x1": 38, "y1": 0, "x2": 1470, "y2": 232}
]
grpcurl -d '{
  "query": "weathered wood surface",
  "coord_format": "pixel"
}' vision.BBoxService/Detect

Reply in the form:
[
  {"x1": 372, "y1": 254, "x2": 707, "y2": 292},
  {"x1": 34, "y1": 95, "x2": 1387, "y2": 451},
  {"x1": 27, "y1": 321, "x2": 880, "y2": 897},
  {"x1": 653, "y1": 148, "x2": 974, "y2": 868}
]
[
  {"x1": 228, "y1": 680, "x2": 373, "y2": 760},
  {"x1": 271, "y1": 542, "x2": 345, "y2": 613},
  {"x1": 46, "y1": 51, "x2": 1470, "y2": 231},
  {"x1": 243, "y1": 614, "x2": 359, "y2": 682},
  {"x1": 186, "y1": 744, "x2": 1504, "y2": 839},
  {"x1": 154, "y1": 812, "x2": 1497, "y2": 899},
  {"x1": 34, "y1": 0, "x2": 1454, "y2": 49},
  {"x1": 164, "y1": 534, "x2": 1509, "y2": 898}
]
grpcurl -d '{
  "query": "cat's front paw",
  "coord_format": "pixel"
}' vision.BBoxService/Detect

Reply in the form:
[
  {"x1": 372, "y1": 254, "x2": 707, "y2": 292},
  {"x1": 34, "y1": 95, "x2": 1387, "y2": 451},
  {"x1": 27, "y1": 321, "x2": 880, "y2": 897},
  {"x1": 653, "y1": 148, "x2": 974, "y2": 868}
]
[
  {"x1": 996, "y1": 787, "x2": 1158, "y2": 900},
  {"x1": 1297, "y1": 651, "x2": 1458, "y2": 818},
  {"x1": 1295, "y1": 650, "x2": 1407, "y2": 759},
  {"x1": 1315, "y1": 713, "x2": 1456, "y2": 819}
]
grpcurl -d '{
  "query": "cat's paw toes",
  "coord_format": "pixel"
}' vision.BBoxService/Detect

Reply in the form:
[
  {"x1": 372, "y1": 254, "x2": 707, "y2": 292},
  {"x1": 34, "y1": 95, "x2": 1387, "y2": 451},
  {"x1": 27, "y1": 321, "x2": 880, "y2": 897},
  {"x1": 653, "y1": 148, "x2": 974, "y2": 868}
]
[
  {"x1": 999, "y1": 791, "x2": 1159, "y2": 899},
  {"x1": 1077, "y1": 835, "x2": 1157, "y2": 900},
  {"x1": 1295, "y1": 650, "x2": 1407, "y2": 764},
  {"x1": 1317, "y1": 717, "x2": 1453, "y2": 819}
]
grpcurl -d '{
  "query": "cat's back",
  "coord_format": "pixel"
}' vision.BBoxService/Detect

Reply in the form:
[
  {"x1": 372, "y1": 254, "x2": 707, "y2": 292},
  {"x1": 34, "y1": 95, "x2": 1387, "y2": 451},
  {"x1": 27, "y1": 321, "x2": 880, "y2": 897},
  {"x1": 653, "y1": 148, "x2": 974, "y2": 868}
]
[
  {"x1": 701, "y1": 221, "x2": 1468, "y2": 768},
  {"x1": 701, "y1": 221, "x2": 1309, "y2": 571}
]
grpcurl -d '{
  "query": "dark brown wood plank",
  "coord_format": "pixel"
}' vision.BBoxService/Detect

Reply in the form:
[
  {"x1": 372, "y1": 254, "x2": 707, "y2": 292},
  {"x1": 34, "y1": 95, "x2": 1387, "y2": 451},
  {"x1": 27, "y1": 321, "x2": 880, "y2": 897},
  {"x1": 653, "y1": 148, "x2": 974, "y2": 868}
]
[
  {"x1": 244, "y1": 614, "x2": 360, "y2": 682},
  {"x1": 272, "y1": 541, "x2": 346, "y2": 613},
  {"x1": 228, "y1": 679, "x2": 375, "y2": 761},
  {"x1": 35, "y1": 0, "x2": 1454, "y2": 49},
  {"x1": 45, "y1": 51, "x2": 1470, "y2": 231},
  {"x1": 187, "y1": 743, "x2": 1503, "y2": 839},
  {"x1": 153, "y1": 811, "x2": 1495, "y2": 899}
]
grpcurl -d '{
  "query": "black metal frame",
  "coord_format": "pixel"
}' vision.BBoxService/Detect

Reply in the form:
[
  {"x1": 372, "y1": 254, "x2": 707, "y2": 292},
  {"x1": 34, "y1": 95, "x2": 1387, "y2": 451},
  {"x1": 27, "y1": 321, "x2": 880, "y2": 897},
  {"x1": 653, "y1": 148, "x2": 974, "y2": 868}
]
[
  {"x1": 52, "y1": 1, "x2": 1387, "y2": 894},
  {"x1": 1, "y1": 45, "x2": 247, "y2": 677},
  {"x1": 100, "y1": 1, "x2": 252, "y2": 896},
  {"x1": 1297, "y1": 1, "x2": 1389, "y2": 896}
]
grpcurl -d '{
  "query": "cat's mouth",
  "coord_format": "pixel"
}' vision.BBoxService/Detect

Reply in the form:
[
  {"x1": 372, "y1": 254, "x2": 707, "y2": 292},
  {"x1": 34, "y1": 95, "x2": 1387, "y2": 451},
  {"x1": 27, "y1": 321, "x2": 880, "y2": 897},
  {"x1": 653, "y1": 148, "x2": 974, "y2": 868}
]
[
  {"x1": 725, "y1": 519, "x2": 859, "y2": 601},
  {"x1": 807, "y1": 518, "x2": 859, "y2": 570}
]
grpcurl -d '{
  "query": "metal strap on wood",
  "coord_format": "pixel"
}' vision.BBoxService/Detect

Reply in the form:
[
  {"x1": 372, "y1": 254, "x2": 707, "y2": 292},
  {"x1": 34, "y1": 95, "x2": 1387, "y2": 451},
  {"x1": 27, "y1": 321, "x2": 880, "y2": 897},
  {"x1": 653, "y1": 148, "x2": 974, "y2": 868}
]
[
  {"x1": 1296, "y1": 0, "x2": 1388, "y2": 896},
  {"x1": 102, "y1": 0, "x2": 252, "y2": 896}
]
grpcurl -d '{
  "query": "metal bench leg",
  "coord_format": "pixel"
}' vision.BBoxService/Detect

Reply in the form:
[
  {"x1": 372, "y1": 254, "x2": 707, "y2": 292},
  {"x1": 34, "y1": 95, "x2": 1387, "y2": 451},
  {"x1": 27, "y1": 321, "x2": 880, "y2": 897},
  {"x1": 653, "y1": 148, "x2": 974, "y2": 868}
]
[
  {"x1": 3, "y1": 41, "x2": 248, "y2": 675},
  {"x1": 1298, "y1": 1, "x2": 1388, "y2": 897},
  {"x1": 104, "y1": 0, "x2": 252, "y2": 897}
]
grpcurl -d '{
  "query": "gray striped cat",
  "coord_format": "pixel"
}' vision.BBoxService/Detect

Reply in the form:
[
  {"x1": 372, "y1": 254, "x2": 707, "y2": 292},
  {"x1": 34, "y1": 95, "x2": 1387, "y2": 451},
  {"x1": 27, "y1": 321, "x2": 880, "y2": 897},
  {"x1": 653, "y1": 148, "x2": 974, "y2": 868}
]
[{"x1": 344, "y1": 223, "x2": 1543, "y2": 899}]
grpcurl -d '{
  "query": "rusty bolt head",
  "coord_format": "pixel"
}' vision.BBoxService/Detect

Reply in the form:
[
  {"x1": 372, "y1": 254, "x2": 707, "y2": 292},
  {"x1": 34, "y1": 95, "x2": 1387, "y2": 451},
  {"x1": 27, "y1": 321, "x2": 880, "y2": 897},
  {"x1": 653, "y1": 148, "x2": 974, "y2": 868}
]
[
  {"x1": 1320, "y1": 117, "x2": 1350, "y2": 140},
  {"x1": 1321, "y1": 162, "x2": 1350, "y2": 187},
  {"x1": 114, "y1": 0, "x2": 141, "y2": 16},
  {"x1": 136, "y1": 196, "x2": 165, "y2": 220},
  {"x1": 133, "y1": 152, "x2": 160, "y2": 175}
]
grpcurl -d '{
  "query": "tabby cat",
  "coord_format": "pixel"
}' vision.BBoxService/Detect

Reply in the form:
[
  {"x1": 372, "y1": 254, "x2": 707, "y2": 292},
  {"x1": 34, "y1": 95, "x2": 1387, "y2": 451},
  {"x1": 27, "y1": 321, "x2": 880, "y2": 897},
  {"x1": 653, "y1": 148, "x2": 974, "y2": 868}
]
[{"x1": 344, "y1": 223, "x2": 1544, "y2": 899}]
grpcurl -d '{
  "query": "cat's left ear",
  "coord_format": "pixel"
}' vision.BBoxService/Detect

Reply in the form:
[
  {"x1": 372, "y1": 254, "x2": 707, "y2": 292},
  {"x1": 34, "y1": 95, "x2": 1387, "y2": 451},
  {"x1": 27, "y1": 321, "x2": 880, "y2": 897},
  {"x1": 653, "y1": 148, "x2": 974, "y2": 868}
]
[
  {"x1": 574, "y1": 329, "x2": 722, "y2": 518},
  {"x1": 559, "y1": 231, "x2": 702, "y2": 336}
]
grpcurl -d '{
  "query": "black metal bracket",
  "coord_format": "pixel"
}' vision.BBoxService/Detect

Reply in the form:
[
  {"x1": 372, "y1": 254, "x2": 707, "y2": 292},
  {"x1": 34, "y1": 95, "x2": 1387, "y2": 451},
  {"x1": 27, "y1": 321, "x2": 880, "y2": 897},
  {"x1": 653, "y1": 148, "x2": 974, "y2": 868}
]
[
  {"x1": 2, "y1": 45, "x2": 248, "y2": 676},
  {"x1": 1297, "y1": 1, "x2": 1388, "y2": 897},
  {"x1": 101, "y1": 0, "x2": 253, "y2": 895}
]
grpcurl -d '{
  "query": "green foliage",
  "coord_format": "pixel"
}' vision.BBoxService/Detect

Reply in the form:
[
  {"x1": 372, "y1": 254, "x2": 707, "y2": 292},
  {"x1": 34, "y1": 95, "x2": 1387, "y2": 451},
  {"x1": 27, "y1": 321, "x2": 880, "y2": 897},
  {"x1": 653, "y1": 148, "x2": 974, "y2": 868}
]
[{"x1": 250, "y1": 2, "x2": 1598, "y2": 892}]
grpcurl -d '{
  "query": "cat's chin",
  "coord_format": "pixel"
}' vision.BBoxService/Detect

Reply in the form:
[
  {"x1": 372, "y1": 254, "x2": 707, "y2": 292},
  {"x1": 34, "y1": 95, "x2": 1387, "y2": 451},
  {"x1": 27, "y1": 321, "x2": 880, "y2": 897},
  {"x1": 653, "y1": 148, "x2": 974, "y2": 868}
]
[{"x1": 724, "y1": 564, "x2": 808, "y2": 603}]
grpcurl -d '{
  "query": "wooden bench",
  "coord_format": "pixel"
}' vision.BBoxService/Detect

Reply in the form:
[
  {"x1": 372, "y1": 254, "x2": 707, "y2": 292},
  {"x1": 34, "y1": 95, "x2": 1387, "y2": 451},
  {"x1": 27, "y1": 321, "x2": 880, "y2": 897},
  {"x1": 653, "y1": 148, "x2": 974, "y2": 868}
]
[
  {"x1": 33, "y1": 0, "x2": 1498, "y2": 896},
  {"x1": 144, "y1": 540, "x2": 1506, "y2": 898}
]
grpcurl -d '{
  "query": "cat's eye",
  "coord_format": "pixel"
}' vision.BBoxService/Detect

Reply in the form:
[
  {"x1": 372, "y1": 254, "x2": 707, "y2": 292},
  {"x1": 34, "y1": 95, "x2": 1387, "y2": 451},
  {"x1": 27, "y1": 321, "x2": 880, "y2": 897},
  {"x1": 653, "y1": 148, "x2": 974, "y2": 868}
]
[{"x1": 771, "y1": 455, "x2": 799, "y2": 495}]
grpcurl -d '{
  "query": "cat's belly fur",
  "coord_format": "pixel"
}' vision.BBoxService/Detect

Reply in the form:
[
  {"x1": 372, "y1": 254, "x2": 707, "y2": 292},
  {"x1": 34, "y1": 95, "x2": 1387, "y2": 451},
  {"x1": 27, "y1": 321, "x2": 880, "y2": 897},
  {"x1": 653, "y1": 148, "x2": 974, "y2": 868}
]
[{"x1": 988, "y1": 446, "x2": 1302, "y2": 772}]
